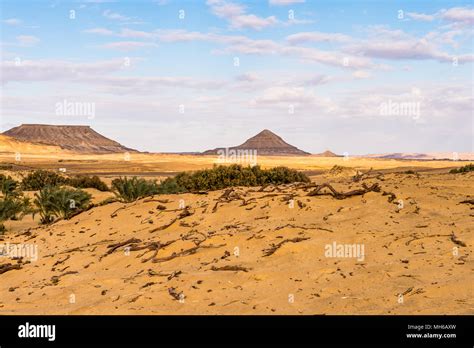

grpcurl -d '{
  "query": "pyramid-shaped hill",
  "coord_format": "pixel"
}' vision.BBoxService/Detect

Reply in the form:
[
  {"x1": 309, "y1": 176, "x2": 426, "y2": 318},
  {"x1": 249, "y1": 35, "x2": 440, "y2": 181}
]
[
  {"x1": 313, "y1": 150, "x2": 339, "y2": 157},
  {"x1": 3, "y1": 124, "x2": 137, "y2": 154},
  {"x1": 203, "y1": 129, "x2": 310, "y2": 156}
]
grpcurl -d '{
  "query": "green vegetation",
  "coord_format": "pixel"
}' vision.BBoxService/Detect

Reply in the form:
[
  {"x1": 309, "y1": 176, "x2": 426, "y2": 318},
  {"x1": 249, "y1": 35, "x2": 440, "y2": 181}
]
[
  {"x1": 111, "y1": 177, "x2": 159, "y2": 202},
  {"x1": 170, "y1": 164, "x2": 310, "y2": 192},
  {"x1": 0, "y1": 175, "x2": 31, "y2": 232},
  {"x1": 1, "y1": 165, "x2": 308, "y2": 228},
  {"x1": 21, "y1": 170, "x2": 67, "y2": 190},
  {"x1": 112, "y1": 165, "x2": 309, "y2": 201},
  {"x1": 67, "y1": 175, "x2": 109, "y2": 191},
  {"x1": 0, "y1": 174, "x2": 19, "y2": 197},
  {"x1": 21, "y1": 170, "x2": 109, "y2": 191},
  {"x1": 0, "y1": 196, "x2": 31, "y2": 233},
  {"x1": 449, "y1": 163, "x2": 474, "y2": 174},
  {"x1": 33, "y1": 186, "x2": 92, "y2": 224}
]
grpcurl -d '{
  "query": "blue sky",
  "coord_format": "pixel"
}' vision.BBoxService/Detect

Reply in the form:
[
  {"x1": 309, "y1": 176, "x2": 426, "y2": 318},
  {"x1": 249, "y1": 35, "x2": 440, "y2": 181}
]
[{"x1": 1, "y1": 0, "x2": 473, "y2": 154}]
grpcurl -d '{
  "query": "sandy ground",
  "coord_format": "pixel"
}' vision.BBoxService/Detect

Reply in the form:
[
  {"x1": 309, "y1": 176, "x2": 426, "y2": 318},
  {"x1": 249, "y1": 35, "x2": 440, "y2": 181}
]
[{"x1": 0, "y1": 154, "x2": 473, "y2": 314}]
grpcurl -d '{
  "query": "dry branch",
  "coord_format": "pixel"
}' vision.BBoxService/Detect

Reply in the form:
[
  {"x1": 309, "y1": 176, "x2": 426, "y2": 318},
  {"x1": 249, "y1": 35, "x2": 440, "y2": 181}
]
[
  {"x1": 211, "y1": 265, "x2": 251, "y2": 272},
  {"x1": 149, "y1": 218, "x2": 177, "y2": 233},
  {"x1": 275, "y1": 224, "x2": 333, "y2": 233},
  {"x1": 152, "y1": 243, "x2": 226, "y2": 263},
  {"x1": 50, "y1": 271, "x2": 78, "y2": 284},
  {"x1": 307, "y1": 183, "x2": 381, "y2": 199},
  {"x1": 263, "y1": 237, "x2": 310, "y2": 257},
  {"x1": 0, "y1": 263, "x2": 21, "y2": 275},
  {"x1": 450, "y1": 232, "x2": 467, "y2": 247}
]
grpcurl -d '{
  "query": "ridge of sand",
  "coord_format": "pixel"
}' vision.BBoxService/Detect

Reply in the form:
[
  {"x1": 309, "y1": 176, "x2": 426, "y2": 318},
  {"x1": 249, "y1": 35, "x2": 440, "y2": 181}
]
[
  {"x1": 1, "y1": 171, "x2": 472, "y2": 314},
  {"x1": 0, "y1": 134, "x2": 67, "y2": 155}
]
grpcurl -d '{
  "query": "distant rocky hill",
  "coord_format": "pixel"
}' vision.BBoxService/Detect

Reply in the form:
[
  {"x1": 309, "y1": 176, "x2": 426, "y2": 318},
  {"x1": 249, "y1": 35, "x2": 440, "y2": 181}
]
[
  {"x1": 3, "y1": 124, "x2": 136, "y2": 154},
  {"x1": 313, "y1": 150, "x2": 339, "y2": 157},
  {"x1": 203, "y1": 129, "x2": 311, "y2": 156},
  {"x1": 359, "y1": 152, "x2": 474, "y2": 161}
]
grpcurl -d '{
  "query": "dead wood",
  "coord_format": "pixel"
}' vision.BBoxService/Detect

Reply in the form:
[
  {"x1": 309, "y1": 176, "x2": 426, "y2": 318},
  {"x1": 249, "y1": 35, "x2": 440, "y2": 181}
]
[
  {"x1": 103, "y1": 238, "x2": 142, "y2": 257},
  {"x1": 168, "y1": 287, "x2": 184, "y2": 301},
  {"x1": 211, "y1": 265, "x2": 251, "y2": 272},
  {"x1": 110, "y1": 205, "x2": 127, "y2": 218},
  {"x1": 153, "y1": 243, "x2": 226, "y2": 263},
  {"x1": 50, "y1": 271, "x2": 78, "y2": 284},
  {"x1": 178, "y1": 207, "x2": 194, "y2": 219},
  {"x1": 382, "y1": 191, "x2": 397, "y2": 203},
  {"x1": 263, "y1": 237, "x2": 310, "y2": 257},
  {"x1": 182, "y1": 230, "x2": 207, "y2": 246},
  {"x1": 275, "y1": 224, "x2": 333, "y2": 233},
  {"x1": 0, "y1": 263, "x2": 22, "y2": 275},
  {"x1": 149, "y1": 218, "x2": 177, "y2": 233},
  {"x1": 167, "y1": 270, "x2": 182, "y2": 280},
  {"x1": 450, "y1": 232, "x2": 467, "y2": 247},
  {"x1": 52, "y1": 255, "x2": 70, "y2": 270},
  {"x1": 307, "y1": 182, "x2": 381, "y2": 199},
  {"x1": 405, "y1": 233, "x2": 453, "y2": 246}
]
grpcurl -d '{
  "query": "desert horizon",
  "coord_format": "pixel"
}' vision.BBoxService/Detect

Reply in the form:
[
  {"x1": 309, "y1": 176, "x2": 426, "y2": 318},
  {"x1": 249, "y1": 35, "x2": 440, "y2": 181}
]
[
  {"x1": 0, "y1": 0, "x2": 472, "y2": 345},
  {"x1": 0, "y1": 123, "x2": 472, "y2": 316}
]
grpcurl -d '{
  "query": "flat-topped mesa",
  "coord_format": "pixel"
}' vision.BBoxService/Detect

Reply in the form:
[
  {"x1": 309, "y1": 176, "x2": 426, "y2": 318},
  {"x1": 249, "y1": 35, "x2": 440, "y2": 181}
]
[
  {"x1": 3, "y1": 124, "x2": 137, "y2": 154},
  {"x1": 203, "y1": 129, "x2": 311, "y2": 156}
]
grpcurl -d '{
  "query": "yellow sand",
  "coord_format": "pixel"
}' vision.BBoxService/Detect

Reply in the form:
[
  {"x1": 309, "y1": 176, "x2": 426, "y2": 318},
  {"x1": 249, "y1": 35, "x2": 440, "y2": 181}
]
[{"x1": 0, "y1": 154, "x2": 472, "y2": 314}]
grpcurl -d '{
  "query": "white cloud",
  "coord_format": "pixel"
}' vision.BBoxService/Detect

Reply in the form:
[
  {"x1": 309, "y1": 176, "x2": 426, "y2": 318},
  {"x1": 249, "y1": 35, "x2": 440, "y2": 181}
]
[
  {"x1": 235, "y1": 72, "x2": 260, "y2": 82},
  {"x1": 252, "y1": 86, "x2": 316, "y2": 104},
  {"x1": 3, "y1": 18, "x2": 22, "y2": 26},
  {"x1": 286, "y1": 31, "x2": 351, "y2": 44},
  {"x1": 207, "y1": 0, "x2": 279, "y2": 30},
  {"x1": 84, "y1": 0, "x2": 116, "y2": 3},
  {"x1": 269, "y1": 0, "x2": 305, "y2": 5},
  {"x1": 345, "y1": 26, "x2": 457, "y2": 63},
  {"x1": 103, "y1": 9, "x2": 130, "y2": 21},
  {"x1": 440, "y1": 7, "x2": 474, "y2": 25},
  {"x1": 405, "y1": 7, "x2": 474, "y2": 26},
  {"x1": 406, "y1": 12, "x2": 435, "y2": 22},
  {"x1": 102, "y1": 41, "x2": 158, "y2": 51},
  {"x1": 16, "y1": 35, "x2": 40, "y2": 47},
  {"x1": 230, "y1": 14, "x2": 278, "y2": 30},
  {"x1": 1, "y1": 58, "x2": 225, "y2": 92},
  {"x1": 1, "y1": 59, "x2": 126, "y2": 83},
  {"x1": 347, "y1": 39, "x2": 450, "y2": 62},
  {"x1": 83, "y1": 28, "x2": 114, "y2": 35},
  {"x1": 352, "y1": 70, "x2": 371, "y2": 79}
]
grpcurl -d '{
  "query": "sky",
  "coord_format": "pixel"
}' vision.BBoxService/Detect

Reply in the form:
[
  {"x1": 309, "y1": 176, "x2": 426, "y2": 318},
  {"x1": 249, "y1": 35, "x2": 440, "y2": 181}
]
[{"x1": 0, "y1": 0, "x2": 473, "y2": 154}]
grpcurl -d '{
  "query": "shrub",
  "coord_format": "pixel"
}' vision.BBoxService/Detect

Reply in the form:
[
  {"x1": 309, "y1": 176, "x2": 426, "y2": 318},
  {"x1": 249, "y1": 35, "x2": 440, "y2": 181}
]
[
  {"x1": 33, "y1": 186, "x2": 92, "y2": 224},
  {"x1": 67, "y1": 175, "x2": 109, "y2": 191},
  {"x1": 450, "y1": 163, "x2": 474, "y2": 174},
  {"x1": 112, "y1": 166, "x2": 309, "y2": 200},
  {"x1": 0, "y1": 196, "x2": 31, "y2": 233},
  {"x1": 157, "y1": 177, "x2": 187, "y2": 194},
  {"x1": 111, "y1": 177, "x2": 159, "y2": 202},
  {"x1": 0, "y1": 174, "x2": 19, "y2": 197},
  {"x1": 163, "y1": 164, "x2": 310, "y2": 192},
  {"x1": 21, "y1": 170, "x2": 67, "y2": 190}
]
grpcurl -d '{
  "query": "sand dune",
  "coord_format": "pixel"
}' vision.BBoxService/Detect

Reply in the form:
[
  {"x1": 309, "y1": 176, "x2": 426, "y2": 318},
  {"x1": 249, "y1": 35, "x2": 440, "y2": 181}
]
[
  {"x1": 0, "y1": 134, "x2": 66, "y2": 155},
  {"x1": 1, "y1": 169, "x2": 472, "y2": 314}
]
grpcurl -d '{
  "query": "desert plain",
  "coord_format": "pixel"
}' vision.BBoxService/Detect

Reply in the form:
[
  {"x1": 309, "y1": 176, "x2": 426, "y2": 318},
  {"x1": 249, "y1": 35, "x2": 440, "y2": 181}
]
[{"x1": 0, "y1": 151, "x2": 472, "y2": 315}]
